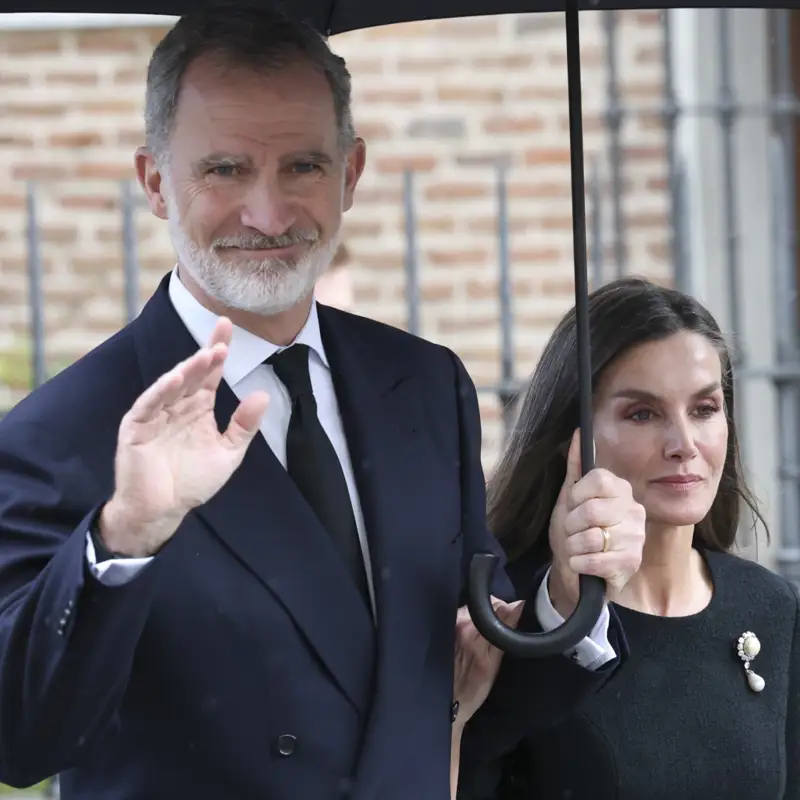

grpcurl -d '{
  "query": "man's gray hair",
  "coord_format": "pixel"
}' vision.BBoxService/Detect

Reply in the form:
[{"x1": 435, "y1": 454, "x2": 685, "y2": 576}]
[{"x1": 144, "y1": 4, "x2": 356, "y2": 164}]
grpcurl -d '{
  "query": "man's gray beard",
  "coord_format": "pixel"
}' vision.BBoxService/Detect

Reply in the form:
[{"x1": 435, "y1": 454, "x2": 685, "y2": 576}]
[{"x1": 165, "y1": 196, "x2": 338, "y2": 317}]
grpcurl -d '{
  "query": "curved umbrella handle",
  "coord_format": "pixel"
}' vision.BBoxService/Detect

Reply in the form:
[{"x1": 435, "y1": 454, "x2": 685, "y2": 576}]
[{"x1": 466, "y1": 553, "x2": 606, "y2": 658}]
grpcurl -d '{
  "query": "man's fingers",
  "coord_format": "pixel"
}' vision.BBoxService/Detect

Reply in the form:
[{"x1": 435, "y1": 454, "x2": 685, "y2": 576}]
[
  {"x1": 223, "y1": 392, "x2": 270, "y2": 449},
  {"x1": 207, "y1": 317, "x2": 233, "y2": 350},
  {"x1": 127, "y1": 370, "x2": 185, "y2": 424},
  {"x1": 125, "y1": 344, "x2": 227, "y2": 430},
  {"x1": 179, "y1": 344, "x2": 228, "y2": 397},
  {"x1": 197, "y1": 344, "x2": 229, "y2": 394},
  {"x1": 176, "y1": 317, "x2": 231, "y2": 397}
]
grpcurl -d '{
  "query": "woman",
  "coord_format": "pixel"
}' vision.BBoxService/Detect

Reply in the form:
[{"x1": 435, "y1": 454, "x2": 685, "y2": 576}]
[{"x1": 454, "y1": 277, "x2": 799, "y2": 799}]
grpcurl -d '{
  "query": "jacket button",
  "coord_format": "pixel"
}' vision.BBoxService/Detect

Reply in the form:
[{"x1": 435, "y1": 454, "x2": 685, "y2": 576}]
[{"x1": 276, "y1": 734, "x2": 297, "y2": 756}]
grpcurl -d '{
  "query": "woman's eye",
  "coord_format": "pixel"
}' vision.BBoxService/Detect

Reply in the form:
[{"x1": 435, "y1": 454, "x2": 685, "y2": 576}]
[{"x1": 695, "y1": 404, "x2": 720, "y2": 418}]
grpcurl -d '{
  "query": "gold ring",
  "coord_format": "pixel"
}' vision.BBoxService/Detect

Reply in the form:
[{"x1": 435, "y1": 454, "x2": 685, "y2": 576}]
[{"x1": 601, "y1": 527, "x2": 611, "y2": 553}]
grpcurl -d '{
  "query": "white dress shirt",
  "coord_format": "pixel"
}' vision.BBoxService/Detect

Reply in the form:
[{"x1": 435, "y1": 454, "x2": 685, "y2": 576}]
[{"x1": 86, "y1": 269, "x2": 616, "y2": 668}]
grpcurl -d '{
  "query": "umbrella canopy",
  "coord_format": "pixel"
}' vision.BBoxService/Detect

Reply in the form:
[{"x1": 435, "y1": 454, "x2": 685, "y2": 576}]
[
  {"x1": 1, "y1": 0, "x2": 796, "y2": 656},
  {"x1": 0, "y1": 0, "x2": 795, "y2": 34}
]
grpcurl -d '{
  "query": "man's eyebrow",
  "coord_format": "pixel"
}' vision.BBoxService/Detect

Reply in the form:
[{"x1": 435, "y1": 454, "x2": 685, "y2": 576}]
[
  {"x1": 191, "y1": 151, "x2": 334, "y2": 171},
  {"x1": 288, "y1": 150, "x2": 334, "y2": 164},
  {"x1": 192, "y1": 153, "x2": 253, "y2": 172}
]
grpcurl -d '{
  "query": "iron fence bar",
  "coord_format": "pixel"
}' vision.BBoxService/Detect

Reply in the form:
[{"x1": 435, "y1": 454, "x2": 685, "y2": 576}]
[
  {"x1": 25, "y1": 182, "x2": 46, "y2": 390},
  {"x1": 717, "y1": 9, "x2": 744, "y2": 368},
  {"x1": 770, "y1": 139, "x2": 793, "y2": 362},
  {"x1": 770, "y1": 7, "x2": 800, "y2": 586},
  {"x1": 589, "y1": 157, "x2": 604, "y2": 287},
  {"x1": 402, "y1": 169, "x2": 421, "y2": 337},
  {"x1": 495, "y1": 161, "x2": 517, "y2": 439},
  {"x1": 661, "y1": 11, "x2": 687, "y2": 292},
  {"x1": 778, "y1": 465, "x2": 800, "y2": 481},
  {"x1": 715, "y1": 7, "x2": 748, "y2": 486},
  {"x1": 675, "y1": 157, "x2": 693, "y2": 291},
  {"x1": 771, "y1": 10, "x2": 799, "y2": 340},
  {"x1": 602, "y1": 9, "x2": 626, "y2": 277},
  {"x1": 121, "y1": 180, "x2": 140, "y2": 323}
]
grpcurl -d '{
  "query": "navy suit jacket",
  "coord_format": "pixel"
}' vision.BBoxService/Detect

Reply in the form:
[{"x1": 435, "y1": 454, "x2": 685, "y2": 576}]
[{"x1": 0, "y1": 274, "x2": 624, "y2": 799}]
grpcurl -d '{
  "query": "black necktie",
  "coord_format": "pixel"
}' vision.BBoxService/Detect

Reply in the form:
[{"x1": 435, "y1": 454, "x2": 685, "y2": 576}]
[{"x1": 268, "y1": 344, "x2": 370, "y2": 608}]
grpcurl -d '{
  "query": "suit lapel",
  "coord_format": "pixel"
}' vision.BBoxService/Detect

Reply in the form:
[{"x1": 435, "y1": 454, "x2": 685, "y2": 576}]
[
  {"x1": 318, "y1": 306, "x2": 453, "y2": 783},
  {"x1": 131, "y1": 278, "x2": 376, "y2": 717}
]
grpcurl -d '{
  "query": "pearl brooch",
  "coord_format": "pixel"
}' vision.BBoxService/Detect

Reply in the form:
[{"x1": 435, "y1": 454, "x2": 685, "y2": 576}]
[{"x1": 736, "y1": 631, "x2": 765, "y2": 693}]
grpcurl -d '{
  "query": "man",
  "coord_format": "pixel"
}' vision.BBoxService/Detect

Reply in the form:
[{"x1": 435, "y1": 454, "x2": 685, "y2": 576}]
[{"x1": 0, "y1": 7, "x2": 644, "y2": 799}]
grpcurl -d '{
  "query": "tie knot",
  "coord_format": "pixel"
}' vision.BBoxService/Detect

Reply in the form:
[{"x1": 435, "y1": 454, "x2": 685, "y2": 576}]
[{"x1": 268, "y1": 344, "x2": 313, "y2": 401}]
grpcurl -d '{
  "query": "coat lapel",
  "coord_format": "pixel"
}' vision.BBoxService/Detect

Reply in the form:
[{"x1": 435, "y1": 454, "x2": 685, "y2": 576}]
[
  {"x1": 318, "y1": 306, "x2": 458, "y2": 788},
  {"x1": 131, "y1": 278, "x2": 376, "y2": 717}
]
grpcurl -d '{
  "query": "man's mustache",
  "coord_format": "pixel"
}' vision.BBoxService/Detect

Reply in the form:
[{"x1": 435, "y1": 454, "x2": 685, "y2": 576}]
[{"x1": 211, "y1": 230, "x2": 319, "y2": 250}]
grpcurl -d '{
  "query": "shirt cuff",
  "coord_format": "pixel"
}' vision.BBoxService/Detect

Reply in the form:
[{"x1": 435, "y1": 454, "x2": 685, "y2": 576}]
[
  {"x1": 85, "y1": 530, "x2": 153, "y2": 587},
  {"x1": 534, "y1": 566, "x2": 617, "y2": 670}
]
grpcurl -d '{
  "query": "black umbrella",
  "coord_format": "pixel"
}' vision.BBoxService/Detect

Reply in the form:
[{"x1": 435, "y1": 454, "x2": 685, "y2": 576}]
[{"x1": 1, "y1": 0, "x2": 794, "y2": 658}]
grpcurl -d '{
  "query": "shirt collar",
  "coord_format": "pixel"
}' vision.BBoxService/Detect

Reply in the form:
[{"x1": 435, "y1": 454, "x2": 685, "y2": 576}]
[{"x1": 167, "y1": 267, "x2": 330, "y2": 387}]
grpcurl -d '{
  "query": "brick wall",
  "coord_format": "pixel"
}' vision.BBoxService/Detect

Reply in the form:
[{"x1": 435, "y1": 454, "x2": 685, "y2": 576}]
[{"x1": 0, "y1": 12, "x2": 671, "y2": 468}]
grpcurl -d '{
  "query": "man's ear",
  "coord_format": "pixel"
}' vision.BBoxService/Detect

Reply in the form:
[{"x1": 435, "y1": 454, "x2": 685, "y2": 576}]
[
  {"x1": 342, "y1": 137, "x2": 366, "y2": 213},
  {"x1": 135, "y1": 146, "x2": 168, "y2": 220}
]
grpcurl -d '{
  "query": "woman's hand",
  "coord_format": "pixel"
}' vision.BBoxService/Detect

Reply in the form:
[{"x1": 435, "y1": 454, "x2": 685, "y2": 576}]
[
  {"x1": 547, "y1": 428, "x2": 645, "y2": 616},
  {"x1": 453, "y1": 598, "x2": 525, "y2": 726}
]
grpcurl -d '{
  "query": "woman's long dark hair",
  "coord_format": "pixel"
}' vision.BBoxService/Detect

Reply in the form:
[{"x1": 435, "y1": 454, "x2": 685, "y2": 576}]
[{"x1": 488, "y1": 276, "x2": 767, "y2": 562}]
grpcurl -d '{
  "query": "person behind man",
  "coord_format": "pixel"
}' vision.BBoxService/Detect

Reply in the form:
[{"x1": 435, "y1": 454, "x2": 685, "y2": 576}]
[{"x1": 0, "y1": 7, "x2": 645, "y2": 798}]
